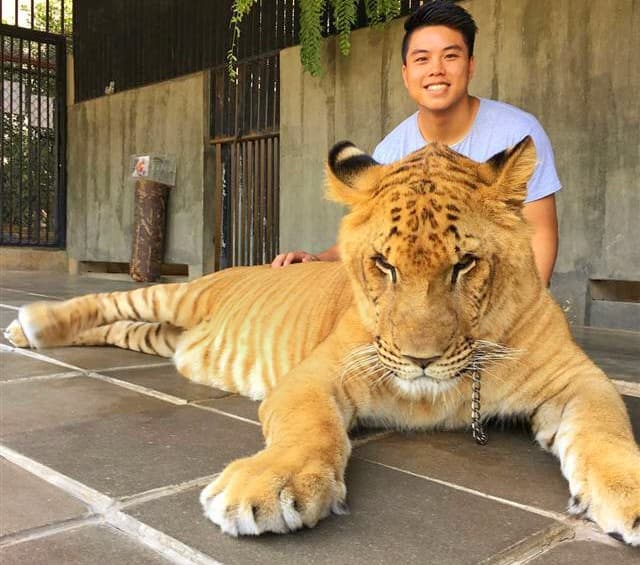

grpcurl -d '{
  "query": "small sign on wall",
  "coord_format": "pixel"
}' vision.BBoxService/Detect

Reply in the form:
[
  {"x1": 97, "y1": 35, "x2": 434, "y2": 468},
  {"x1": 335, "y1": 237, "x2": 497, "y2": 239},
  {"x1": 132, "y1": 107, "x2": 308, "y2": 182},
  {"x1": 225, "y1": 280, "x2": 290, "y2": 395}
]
[{"x1": 129, "y1": 154, "x2": 177, "y2": 187}]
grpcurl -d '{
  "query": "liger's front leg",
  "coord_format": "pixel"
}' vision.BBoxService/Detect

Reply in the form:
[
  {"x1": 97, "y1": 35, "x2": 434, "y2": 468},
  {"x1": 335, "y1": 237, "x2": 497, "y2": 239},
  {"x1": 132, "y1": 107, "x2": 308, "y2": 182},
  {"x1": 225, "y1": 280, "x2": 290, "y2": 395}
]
[
  {"x1": 200, "y1": 371, "x2": 353, "y2": 536},
  {"x1": 532, "y1": 370, "x2": 640, "y2": 546}
]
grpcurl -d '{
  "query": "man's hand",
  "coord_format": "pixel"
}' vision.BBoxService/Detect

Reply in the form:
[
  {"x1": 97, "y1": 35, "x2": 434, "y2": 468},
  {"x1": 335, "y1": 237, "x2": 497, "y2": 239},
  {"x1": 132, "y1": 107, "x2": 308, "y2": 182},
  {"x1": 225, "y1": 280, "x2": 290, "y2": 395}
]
[
  {"x1": 271, "y1": 244, "x2": 341, "y2": 267},
  {"x1": 271, "y1": 251, "x2": 319, "y2": 268}
]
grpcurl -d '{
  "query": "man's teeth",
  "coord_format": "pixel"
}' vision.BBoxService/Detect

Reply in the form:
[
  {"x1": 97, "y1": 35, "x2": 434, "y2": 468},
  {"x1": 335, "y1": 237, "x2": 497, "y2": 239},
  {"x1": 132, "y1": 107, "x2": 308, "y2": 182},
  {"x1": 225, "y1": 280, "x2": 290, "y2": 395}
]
[{"x1": 427, "y1": 84, "x2": 447, "y2": 91}]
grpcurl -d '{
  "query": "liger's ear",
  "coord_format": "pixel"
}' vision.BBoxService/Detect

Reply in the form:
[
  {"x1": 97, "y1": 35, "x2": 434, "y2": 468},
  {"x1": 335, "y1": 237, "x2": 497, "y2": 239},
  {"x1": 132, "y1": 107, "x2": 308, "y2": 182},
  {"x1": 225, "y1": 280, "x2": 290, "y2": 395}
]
[
  {"x1": 479, "y1": 136, "x2": 537, "y2": 208},
  {"x1": 325, "y1": 141, "x2": 383, "y2": 207}
]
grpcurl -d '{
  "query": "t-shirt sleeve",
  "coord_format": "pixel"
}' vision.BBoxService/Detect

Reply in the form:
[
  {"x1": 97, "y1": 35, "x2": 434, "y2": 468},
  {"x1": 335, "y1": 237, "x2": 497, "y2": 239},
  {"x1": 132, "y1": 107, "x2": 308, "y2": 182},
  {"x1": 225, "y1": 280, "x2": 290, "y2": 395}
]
[{"x1": 525, "y1": 119, "x2": 562, "y2": 203}]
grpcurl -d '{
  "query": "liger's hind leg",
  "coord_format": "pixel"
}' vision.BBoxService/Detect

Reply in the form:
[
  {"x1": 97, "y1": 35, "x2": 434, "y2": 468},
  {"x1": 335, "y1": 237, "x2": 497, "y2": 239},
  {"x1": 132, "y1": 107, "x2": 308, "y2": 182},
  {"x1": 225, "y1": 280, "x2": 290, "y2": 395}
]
[
  {"x1": 7, "y1": 278, "x2": 215, "y2": 349},
  {"x1": 71, "y1": 321, "x2": 181, "y2": 358}
]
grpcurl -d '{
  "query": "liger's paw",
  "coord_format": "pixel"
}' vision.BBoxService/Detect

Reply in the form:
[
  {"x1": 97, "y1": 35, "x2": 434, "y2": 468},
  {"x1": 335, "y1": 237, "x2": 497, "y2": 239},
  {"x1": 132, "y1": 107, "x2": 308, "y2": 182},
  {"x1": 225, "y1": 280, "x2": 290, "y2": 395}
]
[
  {"x1": 568, "y1": 455, "x2": 640, "y2": 546},
  {"x1": 199, "y1": 448, "x2": 348, "y2": 536},
  {"x1": 3, "y1": 319, "x2": 30, "y2": 348}
]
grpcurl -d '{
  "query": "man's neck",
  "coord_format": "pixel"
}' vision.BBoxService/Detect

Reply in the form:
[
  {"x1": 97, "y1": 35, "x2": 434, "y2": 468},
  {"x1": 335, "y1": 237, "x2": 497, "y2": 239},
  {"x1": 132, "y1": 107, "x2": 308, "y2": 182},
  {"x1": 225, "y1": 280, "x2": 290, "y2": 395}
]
[{"x1": 417, "y1": 95, "x2": 480, "y2": 146}]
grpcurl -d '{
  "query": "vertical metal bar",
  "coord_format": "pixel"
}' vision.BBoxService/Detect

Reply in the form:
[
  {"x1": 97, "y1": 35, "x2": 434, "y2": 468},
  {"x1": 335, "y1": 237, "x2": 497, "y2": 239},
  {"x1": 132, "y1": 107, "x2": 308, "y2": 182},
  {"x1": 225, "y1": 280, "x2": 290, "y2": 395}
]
[
  {"x1": 45, "y1": 0, "x2": 50, "y2": 32},
  {"x1": 272, "y1": 137, "x2": 280, "y2": 256},
  {"x1": 18, "y1": 37, "x2": 24, "y2": 243},
  {"x1": 36, "y1": 38, "x2": 42, "y2": 243},
  {"x1": 7, "y1": 36, "x2": 15, "y2": 243},
  {"x1": 214, "y1": 143, "x2": 223, "y2": 271},
  {"x1": 266, "y1": 137, "x2": 273, "y2": 259},
  {"x1": 45, "y1": 39, "x2": 51, "y2": 243},
  {"x1": 0, "y1": 33, "x2": 5, "y2": 243},
  {"x1": 56, "y1": 36, "x2": 67, "y2": 247},
  {"x1": 61, "y1": 0, "x2": 65, "y2": 35},
  {"x1": 26, "y1": 39, "x2": 33, "y2": 243}
]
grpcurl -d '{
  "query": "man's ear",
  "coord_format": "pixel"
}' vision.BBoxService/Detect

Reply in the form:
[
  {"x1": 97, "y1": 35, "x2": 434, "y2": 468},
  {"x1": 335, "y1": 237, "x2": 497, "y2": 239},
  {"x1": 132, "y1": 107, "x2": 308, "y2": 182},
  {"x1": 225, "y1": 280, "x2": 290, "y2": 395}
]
[
  {"x1": 479, "y1": 136, "x2": 537, "y2": 209},
  {"x1": 325, "y1": 141, "x2": 383, "y2": 207}
]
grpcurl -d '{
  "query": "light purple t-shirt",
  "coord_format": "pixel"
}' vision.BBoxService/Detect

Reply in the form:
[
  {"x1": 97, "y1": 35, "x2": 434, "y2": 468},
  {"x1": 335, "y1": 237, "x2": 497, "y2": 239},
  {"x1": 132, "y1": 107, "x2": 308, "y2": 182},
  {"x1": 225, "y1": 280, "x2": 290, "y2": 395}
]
[{"x1": 372, "y1": 98, "x2": 561, "y2": 203}]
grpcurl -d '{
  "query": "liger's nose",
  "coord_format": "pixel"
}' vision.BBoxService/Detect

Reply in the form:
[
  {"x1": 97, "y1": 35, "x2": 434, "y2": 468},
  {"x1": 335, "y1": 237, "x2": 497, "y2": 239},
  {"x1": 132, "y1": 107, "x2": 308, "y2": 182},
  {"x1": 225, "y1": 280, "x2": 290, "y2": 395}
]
[{"x1": 404, "y1": 355, "x2": 441, "y2": 369}]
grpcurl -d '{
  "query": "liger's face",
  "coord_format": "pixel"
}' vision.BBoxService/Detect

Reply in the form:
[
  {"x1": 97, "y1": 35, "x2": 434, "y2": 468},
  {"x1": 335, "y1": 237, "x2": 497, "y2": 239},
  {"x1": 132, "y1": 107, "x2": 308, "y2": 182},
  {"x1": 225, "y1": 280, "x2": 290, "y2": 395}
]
[{"x1": 402, "y1": 25, "x2": 475, "y2": 114}]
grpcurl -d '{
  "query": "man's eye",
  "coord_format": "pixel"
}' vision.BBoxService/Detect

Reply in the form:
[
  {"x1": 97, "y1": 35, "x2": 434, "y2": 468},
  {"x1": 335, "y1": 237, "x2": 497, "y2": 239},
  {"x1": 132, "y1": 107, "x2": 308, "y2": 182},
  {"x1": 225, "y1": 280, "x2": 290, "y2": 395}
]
[
  {"x1": 373, "y1": 255, "x2": 398, "y2": 284},
  {"x1": 451, "y1": 254, "x2": 477, "y2": 286}
]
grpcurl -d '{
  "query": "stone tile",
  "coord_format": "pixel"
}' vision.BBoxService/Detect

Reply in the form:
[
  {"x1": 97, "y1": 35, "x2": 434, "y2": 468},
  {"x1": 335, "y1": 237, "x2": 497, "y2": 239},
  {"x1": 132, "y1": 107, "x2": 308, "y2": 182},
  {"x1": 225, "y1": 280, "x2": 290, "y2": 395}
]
[
  {"x1": 0, "y1": 375, "x2": 169, "y2": 436},
  {"x1": 32, "y1": 345, "x2": 167, "y2": 371},
  {"x1": 0, "y1": 524, "x2": 172, "y2": 564},
  {"x1": 0, "y1": 459, "x2": 89, "y2": 537},
  {"x1": 0, "y1": 307, "x2": 19, "y2": 329},
  {"x1": 195, "y1": 394, "x2": 261, "y2": 422},
  {"x1": 354, "y1": 424, "x2": 570, "y2": 513},
  {"x1": 126, "y1": 458, "x2": 554, "y2": 565},
  {"x1": 3, "y1": 398, "x2": 263, "y2": 497},
  {"x1": 624, "y1": 396, "x2": 639, "y2": 441},
  {"x1": 1, "y1": 271, "x2": 149, "y2": 298},
  {"x1": 100, "y1": 364, "x2": 228, "y2": 402},
  {"x1": 0, "y1": 349, "x2": 72, "y2": 381},
  {"x1": 572, "y1": 326, "x2": 640, "y2": 383},
  {"x1": 529, "y1": 540, "x2": 639, "y2": 564},
  {"x1": 0, "y1": 290, "x2": 56, "y2": 307}
]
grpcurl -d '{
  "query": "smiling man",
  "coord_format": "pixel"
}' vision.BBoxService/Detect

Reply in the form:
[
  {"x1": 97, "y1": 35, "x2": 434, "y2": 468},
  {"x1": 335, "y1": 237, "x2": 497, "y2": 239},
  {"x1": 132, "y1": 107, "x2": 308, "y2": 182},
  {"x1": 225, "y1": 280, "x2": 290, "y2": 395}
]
[{"x1": 273, "y1": 0, "x2": 561, "y2": 286}]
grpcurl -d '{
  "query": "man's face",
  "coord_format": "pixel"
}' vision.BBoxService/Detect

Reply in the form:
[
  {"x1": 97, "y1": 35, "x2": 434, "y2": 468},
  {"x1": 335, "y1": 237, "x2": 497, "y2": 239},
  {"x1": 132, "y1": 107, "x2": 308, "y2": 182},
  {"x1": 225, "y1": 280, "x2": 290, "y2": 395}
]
[{"x1": 402, "y1": 25, "x2": 475, "y2": 113}]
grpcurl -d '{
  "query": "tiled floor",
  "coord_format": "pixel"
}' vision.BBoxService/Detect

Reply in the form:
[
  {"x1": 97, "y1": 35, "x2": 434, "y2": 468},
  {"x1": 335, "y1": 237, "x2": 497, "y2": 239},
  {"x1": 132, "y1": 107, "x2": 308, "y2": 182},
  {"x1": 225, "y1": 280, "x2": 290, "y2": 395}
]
[{"x1": 1, "y1": 271, "x2": 639, "y2": 564}]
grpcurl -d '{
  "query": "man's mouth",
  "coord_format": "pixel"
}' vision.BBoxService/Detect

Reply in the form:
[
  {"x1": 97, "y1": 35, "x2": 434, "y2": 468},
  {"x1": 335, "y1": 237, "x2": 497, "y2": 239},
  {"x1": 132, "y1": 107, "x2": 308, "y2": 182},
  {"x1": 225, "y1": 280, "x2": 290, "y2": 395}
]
[{"x1": 425, "y1": 83, "x2": 449, "y2": 92}]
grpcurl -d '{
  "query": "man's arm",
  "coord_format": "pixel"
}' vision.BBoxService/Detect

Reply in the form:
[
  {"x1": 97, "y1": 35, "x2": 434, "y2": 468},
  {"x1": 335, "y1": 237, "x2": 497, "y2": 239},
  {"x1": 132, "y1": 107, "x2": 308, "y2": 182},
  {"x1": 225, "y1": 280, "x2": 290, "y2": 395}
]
[
  {"x1": 522, "y1": 194, "x2": 559, "y2": 286},
  {"x1": 271, "y1": 244, "x2": 340, "y2": 268}
]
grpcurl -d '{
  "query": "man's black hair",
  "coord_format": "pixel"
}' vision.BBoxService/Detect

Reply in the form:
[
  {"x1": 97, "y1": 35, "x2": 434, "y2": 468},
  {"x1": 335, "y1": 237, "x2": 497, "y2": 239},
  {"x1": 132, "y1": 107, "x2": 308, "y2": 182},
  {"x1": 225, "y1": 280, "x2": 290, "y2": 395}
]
[{"x1": 401, "y1": 1, "x2": 478, "y2": 64}]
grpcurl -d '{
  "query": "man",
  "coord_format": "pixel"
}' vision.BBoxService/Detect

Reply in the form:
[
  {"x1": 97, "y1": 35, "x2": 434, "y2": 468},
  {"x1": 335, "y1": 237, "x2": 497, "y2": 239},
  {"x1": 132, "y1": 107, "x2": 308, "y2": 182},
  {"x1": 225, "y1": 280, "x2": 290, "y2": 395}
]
[{"x1": 272, "y1": 0, "x2": 560, "y2": 286}]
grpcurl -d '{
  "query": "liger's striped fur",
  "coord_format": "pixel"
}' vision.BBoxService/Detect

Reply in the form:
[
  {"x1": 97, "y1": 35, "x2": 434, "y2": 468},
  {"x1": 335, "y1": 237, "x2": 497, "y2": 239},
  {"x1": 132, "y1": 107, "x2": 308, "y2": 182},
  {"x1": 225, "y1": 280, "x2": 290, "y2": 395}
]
[{"x1": 5, "y1": 139, "x2": 640, "y2": 544}]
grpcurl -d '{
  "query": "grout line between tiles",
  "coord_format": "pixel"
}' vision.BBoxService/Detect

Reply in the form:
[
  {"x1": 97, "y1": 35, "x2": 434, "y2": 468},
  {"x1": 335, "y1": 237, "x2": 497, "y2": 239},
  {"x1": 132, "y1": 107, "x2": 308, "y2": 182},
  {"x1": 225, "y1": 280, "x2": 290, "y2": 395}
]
[
  {"x1": 189, "y1": 402, "x2": 261, "y2": 427},
  {"x1": 0, "y1": 287, "x2": 63, "y2": 300},
  {"x1": 118, "y1": 475, "x2": 218, "y2": 509},
  {"x1": 1, "y1": 371, "x2": 83, "y2": 384},
  {"x1": 107, "y1": 510, "x2": 223, "y2": 565},
  {"x1": 86, "y1": 371, "x2": 188, "y2": 405},
  {"x1": 0, "y1": 515, "x2": 103, "y2": 549},
  {"x1": 0, "y1": 445, "x2": 115, "y2": 513},
  {"x1": 478, "y1": 521, "x2": 575, "y2": 565},
  {"x1": 356, "y1": 455, "x2": 569, "y2": 523},
  {"x1": 0, "y1": 343, "x2": 85, "y2": 372},
  {"x1": 613, "y1": 379, "x2": 640, "y2": 398},
  {"x1": 0, "y1": 304, "x2": 20, "y2": 311}
]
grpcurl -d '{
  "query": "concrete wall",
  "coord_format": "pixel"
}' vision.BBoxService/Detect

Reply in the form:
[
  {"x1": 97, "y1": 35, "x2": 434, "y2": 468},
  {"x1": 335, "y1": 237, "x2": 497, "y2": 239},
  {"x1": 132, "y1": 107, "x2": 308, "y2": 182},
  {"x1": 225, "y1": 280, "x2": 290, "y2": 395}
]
[
  {"x1": 279, "y1": 0, "x2": 640, "y2": 329},
  {"x1": 67, "y1": 72, "x2": 214, "y2": 277}
]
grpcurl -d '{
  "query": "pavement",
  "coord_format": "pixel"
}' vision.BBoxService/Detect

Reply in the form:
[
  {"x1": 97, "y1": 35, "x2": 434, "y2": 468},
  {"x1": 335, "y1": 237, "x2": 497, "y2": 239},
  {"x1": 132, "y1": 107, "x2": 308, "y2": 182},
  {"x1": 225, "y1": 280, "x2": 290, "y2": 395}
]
[{"x1": 0, "y1": 270, "x2": 639, "y2": 564}]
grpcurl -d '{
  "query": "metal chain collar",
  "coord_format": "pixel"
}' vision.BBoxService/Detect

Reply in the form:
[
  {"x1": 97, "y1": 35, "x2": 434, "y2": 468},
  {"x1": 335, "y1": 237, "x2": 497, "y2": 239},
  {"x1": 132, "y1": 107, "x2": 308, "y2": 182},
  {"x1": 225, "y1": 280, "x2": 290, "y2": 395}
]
[{"x1": 471, "y1": 370, "x2": 488, "y2": 445}]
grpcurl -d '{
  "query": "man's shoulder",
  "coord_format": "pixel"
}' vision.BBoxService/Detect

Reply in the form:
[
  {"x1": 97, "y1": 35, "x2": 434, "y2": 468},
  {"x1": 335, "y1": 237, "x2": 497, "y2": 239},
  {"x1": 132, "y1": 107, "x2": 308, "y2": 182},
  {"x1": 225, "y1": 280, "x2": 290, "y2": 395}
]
[
  {"x1": 478, "y1": 98, "x2": 542, "y2": 134},
  {"x1": 373, "y1": 113, "x2": 420, "y2": 163}
]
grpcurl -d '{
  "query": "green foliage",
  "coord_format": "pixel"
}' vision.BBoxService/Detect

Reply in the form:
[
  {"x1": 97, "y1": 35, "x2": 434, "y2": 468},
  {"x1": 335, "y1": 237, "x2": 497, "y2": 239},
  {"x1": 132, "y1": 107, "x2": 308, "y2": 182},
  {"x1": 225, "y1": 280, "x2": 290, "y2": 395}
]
[
  {"x1": 300, "y1": 0, "x2": 325, "y2": 76},
  {"x1": 227, "y1": 0, "x2": 260, "y2": 82},
  {"x1": 332, "y1": 0, "x2": 358, "y2": 56},
  {"x1": 227, "y1": 0, "x2": 401, "y2": 79}
]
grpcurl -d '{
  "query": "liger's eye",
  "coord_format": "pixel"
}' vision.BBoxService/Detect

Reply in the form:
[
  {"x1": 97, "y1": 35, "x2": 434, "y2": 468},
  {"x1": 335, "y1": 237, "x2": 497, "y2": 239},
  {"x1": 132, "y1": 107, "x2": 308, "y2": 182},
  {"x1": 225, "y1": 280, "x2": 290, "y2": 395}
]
[
  {"x1": 373, "y1": 255, "x2": 397, "y2": 284},
  {"x1": 451, "y1": 254, "x2": 477, "y2": 286}
]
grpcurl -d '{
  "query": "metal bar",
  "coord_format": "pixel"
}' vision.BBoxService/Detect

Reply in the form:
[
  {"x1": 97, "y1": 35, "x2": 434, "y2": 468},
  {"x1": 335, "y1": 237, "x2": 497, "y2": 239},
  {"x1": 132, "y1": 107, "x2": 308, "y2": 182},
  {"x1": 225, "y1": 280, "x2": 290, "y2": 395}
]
[
  {"x1": 18, "y1": 37, "x2": 24, "y2": 244},
  {"x1": 36, "y1": 36, "x2": 42, "y2": 244},
  {"x1": 55, "y1": 35, "x2": 67, "y2": 247},
  {"x1": 26, "y1": 39, "x2": 33, "y2": 243},
  {"x1": 214, "y1": 144, "x2": 223, "y2": 271},
  {"x1": 0, "y1": 23, "x2": 62, "y2": 43},
  {"x1": 209, "y1": 131, "x2": 279, "y2": 145}
]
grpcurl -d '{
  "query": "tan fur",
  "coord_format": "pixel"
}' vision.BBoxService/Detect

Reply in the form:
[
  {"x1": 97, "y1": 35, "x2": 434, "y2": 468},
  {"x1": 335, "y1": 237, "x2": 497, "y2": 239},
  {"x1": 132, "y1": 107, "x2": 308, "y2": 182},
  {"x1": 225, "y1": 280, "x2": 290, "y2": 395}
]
[{"x1": 6, "y1": 139, "x2": 639, "y2": 543}]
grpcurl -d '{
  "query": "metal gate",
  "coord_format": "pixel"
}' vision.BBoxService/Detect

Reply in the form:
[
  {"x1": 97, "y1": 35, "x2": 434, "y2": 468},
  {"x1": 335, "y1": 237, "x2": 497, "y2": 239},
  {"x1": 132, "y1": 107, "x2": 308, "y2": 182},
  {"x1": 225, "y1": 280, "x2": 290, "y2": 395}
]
[
  {"x1": 210, "y1": 53, "x2": 279, "y2": 270},
  {"x1": 0, "y1": 25, "x2": 66, "y2": 247}
]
